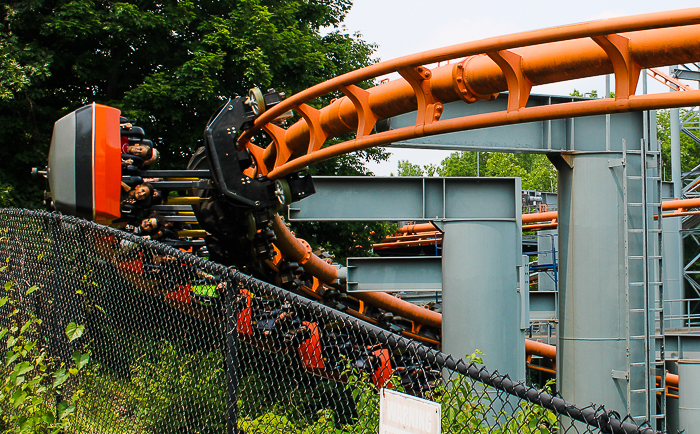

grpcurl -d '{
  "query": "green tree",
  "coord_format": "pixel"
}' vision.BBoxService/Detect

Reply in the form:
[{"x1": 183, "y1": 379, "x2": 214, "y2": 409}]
[
  {"x1": 424, "y1": 163, "x2": 438, "y2": 177},
  {"x1": 658, "y1": 108, "x2": 700, "y2": 182},
  {"x1": 570, "y1": 89, "x2": 597, "y2": 98},
  {"x1": 524, "y1": 154, "x2": 558, "y2": 192},
  {"x1": 394, "y1": 159, "x2": 423, "y2": 176},
  {"x1": 431, "y1": 151, "x2": 557, "y2": 192},
  {"x1": 436, "y1": 151, "x2": 484, "y2": 177},
  {"x1": 0, "y1": 0, "x2": 377, "y2": 207}
]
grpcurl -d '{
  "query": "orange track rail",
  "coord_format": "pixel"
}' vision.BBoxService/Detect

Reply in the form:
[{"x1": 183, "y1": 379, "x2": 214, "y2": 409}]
[
  {"x1": 237, "y1": 8, "x2": 700, "y2": 180},
  {"x1": 517, "y1": 197, "x2": 700, "y2": 232}
]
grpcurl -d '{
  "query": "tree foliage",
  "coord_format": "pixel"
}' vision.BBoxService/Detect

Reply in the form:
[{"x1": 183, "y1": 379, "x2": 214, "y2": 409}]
[
  {"x1": 396, "y1": 151, "x2": 557, "y2": 192},
  {"x1": 658, "y1": 108, "x2": 700, "y2": 181},
  {"x1": 0, "y1": 0, "x2": 377, "y2": 207},
  {"x1": 395, "y1": 159, "x2": 423, "y2": 176}
]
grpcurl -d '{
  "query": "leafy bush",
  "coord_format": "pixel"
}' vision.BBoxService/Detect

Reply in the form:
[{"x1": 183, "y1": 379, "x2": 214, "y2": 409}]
[
  {"x1": 129, "y1": 340, "x2": 226, "y2": 433},
  {"x1": 239, "y1": 350, "x2": 558, "y2": 434},
  {"x1": 0, "y1": 281, "x2": 88, "y2": 433},
  {"x1": 238, "y1": 368, "x2": 377, "y2": 434}
]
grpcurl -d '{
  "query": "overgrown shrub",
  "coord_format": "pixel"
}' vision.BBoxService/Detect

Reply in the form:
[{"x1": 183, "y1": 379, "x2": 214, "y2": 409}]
[
  {"x1": 239, "y1": 350, "x2": 558, "y2": 434},
  {"x1": 0, "y1": 280, "x2": 88, "y2": 433},
  {"x1": 130, "y1": 340, "x2": 226, "y2": 433}
]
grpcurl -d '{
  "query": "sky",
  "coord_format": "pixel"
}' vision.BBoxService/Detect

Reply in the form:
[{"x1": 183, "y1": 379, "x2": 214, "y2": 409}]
[{"x1": 333, "y1": 1, "x2": 697, "y2": 175}]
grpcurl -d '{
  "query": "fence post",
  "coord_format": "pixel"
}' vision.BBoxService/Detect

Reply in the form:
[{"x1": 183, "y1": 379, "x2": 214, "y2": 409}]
[{"x1": 226, "y1": 284, "x2": 239, "y2": 434}]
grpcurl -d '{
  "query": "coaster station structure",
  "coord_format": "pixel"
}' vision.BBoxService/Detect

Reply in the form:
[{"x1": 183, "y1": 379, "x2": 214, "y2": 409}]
[{"x1": 36, "y1": 7, "x2": 700, "y2": 433}]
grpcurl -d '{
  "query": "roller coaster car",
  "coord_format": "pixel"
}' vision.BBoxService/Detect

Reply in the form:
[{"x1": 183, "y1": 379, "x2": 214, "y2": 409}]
[{"x1": 45, "y1": 103, "x2": 122, "y2": 225}]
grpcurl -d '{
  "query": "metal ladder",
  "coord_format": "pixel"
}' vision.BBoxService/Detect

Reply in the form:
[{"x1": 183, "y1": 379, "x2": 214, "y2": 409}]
[{"x1": 622, "y1": 137, "x2": 665, "y2": 428}]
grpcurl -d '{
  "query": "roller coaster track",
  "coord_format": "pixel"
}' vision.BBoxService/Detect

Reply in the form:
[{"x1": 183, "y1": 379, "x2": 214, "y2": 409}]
[
  {"x1": 207, "y1": 8, "x2": 700, "y2": 379},
  {"x1": 380, "y1": 197, "x2": 700, "y2": 250},
  {"x1": 237, "y1": 7, "x2": 700, "y2": 180},
  {"x1": 230, "y1": 7, "x2": 700, "y2": 307}
]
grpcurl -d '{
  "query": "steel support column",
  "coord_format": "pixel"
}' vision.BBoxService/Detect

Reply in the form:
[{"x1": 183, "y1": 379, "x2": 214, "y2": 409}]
[
  {"x1": 440, "y1": 184, "x2": 524, "y2": 381},
  {"x1": 678, "y1": 360, "x2": 700, "y2": 431},
  {"x1": 557, "y1": 150, "x2": 655, "y2": 419},
  {"x1": 663, "y1": 182, "x2": 684, "y2": 329},
  {"x1": 670, "y1": 65, "x2": 682, "y2": 199}
]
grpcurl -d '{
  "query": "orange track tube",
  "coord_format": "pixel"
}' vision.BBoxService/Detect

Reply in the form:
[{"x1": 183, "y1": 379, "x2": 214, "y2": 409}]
[
  {"x1": 525, "y1": 339, "x2": 557, "y2": 361},
  {"x1": 237, "y1": 8, "x2": 700, "y2": 177},
  {"x1": 270, "y1": 214, "x2": 338, "y2": 285},
  {"x1": 397, "y1": 223, "x2": 440, "y2": 234}
]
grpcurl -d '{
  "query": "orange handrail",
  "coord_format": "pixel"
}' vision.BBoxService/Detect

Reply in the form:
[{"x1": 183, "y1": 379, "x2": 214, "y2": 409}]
[{"x1": 648, "y1": 67, "x2": 694, "y2": 92}]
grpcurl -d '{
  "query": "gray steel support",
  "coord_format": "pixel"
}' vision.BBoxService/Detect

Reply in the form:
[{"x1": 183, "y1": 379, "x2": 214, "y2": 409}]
[
  {"x1": 557, "y1": 151, "x2": 651, "y2": 417},
  {"x1": 385, "y1": 94, "x2": 644, "y2": 154},
  {"x1": 678, "y1": 360, "x2": 700, "y2": 432},
  {"x1": 289, "y1": 177, "x2": 516, "y2": 221},
  {"x1": 672, "y1": 69, "x2": 700, "y2": 82},
  {"x1": 439, "y1": 178, "x2": 524, "y2": 381},
  {"x1": 671, "y1": 66, "x2": 682, "y2": 198},
  {"x1": 529, "y1": 292, "x2": 557, "y2": 321},
  {"x1": 346, "y1": 256, "x2": 441, "y2": 293},
  {"x1": 663, "y1": 182, "x2": 684, "y2": 329},
  {"x1": 536, "y1": 230, "x2": 557, "y2": 292},
  {"x1": 292, "y1": 176, "x2": 524, "y2": 380},
  {"x1": 666, "y1": 358, "x2": 680, "y2": 434},
  {"x1": 441, "y1": 220, "x2": 524, "y2": 380},
  {"x1": 665, "y1": 333, "x2": 700, "y2": 361}
]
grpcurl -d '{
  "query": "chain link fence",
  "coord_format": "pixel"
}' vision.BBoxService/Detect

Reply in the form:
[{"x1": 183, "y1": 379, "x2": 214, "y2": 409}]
[{"x1": 0, "y1": 209, "x2": 656, "y2": 433}]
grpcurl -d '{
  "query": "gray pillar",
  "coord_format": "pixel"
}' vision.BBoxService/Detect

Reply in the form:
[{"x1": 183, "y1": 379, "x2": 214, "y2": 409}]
[
  {"x1": 557, "y1": 152, "x2": 649, "y2": 415},
  {"x1": 662, "y1": 205, "x2": 684, "y2": 329},
  {"x1": 666, "y1": 360, "x2": 680, "y2": 434},
  {"x1": 679, "y1": 360, "x2": 700, "y2": 431},
  {"x1": 442, "y1": 220, "x2": 525, "y2": 381}
]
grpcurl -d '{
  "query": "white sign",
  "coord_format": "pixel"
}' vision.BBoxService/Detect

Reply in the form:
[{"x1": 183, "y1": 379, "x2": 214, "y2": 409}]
[{"x1": 379, "y1": 388, "x2": 441, "y2": 434}]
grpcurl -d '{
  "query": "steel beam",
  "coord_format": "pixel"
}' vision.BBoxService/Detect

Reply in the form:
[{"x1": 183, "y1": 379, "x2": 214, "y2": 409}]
[
  {"x1": 529, "y1": 291, "x2": 557, "y2": 321},
  {"x1": 672, "y1": 69, "x2": 700, "y2": 82},
  {"x1": 386, "y1": 94, "x2": 645, "y2": 153},
  {"x1": 346, "y1": 256, "x2": 441, "y2": 293},
  {"x1": 289, "y1": 176, "x2": 517, "y2": 221},
  {"x1": 665, "y1": 333, "x2": 700, "y2": 361}
]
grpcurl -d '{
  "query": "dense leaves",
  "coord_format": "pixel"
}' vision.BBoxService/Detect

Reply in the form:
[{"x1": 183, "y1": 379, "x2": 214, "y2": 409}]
[
  {"x1": 0, "y1": 282, "x2": 87, "y2": 433},
  {"x1": 0, "y1": 0, "x2": 377, "y2": 207},
  {"x1": 396, "y1": 152, "x2": 558, "y2": 192},
  {"x1": 658, "y1": 108, "x2": 700, "y2": 182}
]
